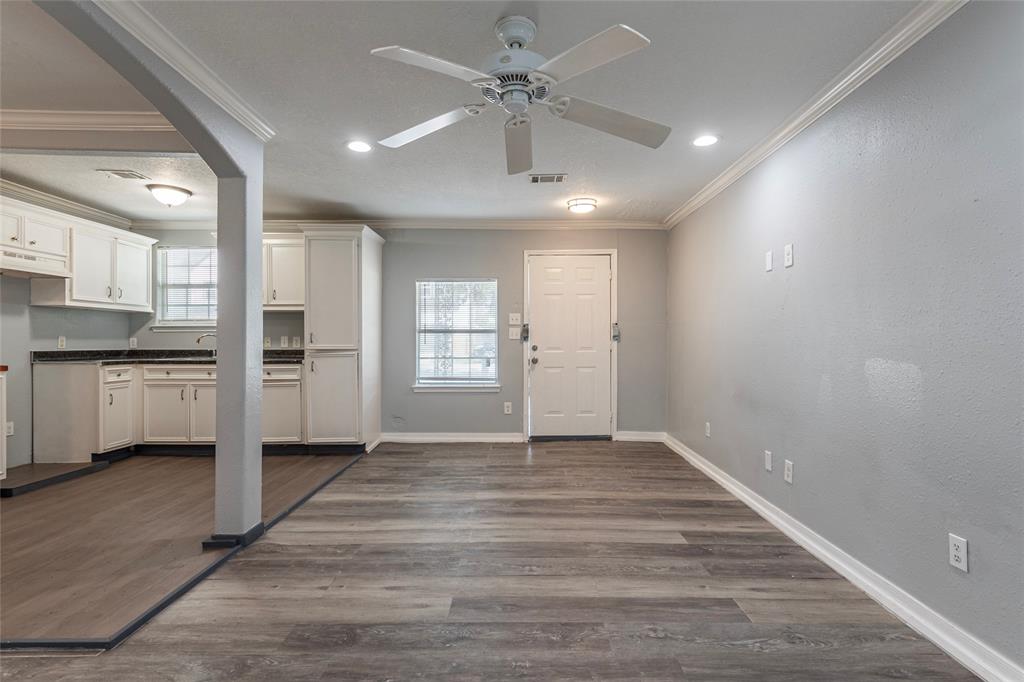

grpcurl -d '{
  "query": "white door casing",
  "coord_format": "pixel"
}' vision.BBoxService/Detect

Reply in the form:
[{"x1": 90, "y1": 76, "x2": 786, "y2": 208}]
[{"x1": 524, "y1": 252, "x2": 615, "y2": 438}]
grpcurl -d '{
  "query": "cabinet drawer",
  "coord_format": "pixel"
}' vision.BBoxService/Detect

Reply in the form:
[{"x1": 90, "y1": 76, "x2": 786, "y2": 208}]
[
  {"x1": 261, "y1": 365, "x2": 301, "y2": 380},
  {"x1": 103, "y1": 366, "x2": 133, "y2": 383},
  {"x1": 143, "y1": 365, "x2": 217, "y2": 381}
]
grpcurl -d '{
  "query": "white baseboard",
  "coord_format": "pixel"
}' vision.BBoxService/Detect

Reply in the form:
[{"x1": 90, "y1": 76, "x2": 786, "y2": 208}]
[
  {"x1": 662, "y1": 434, "x2": 1023, "y2": 682},
  {"x1": 364, "y1": 436, "x2": 382, "y2": 453},
  {"x1": 380, "y1": 432, "x2": 525, "y2": 444},
  {"x1": 613, "y1": 431, "x2": 668, "y2": 442}
]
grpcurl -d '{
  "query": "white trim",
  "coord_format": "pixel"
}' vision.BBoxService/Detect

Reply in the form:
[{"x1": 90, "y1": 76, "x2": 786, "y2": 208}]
[
  {"x1": 380, "y1": 432, "x2": 525, "y2": 443},
  {"x1": 662, "y1": 0, "x2": 968, "y2": 227},
  {"x1": 522, "y1": 249, "x2": 618, "y2": 441},
  {"x1": 149, "y1": 324, "x2": 216, "y2": 333},
  {"x1": 94, "y1": 1, "x2": 275, "y2": 143},
  {"x1": 0, "y1": 109, "x2": 174, "y2": 132},
  {"x1": 662, "y1": 434, "x2": 1023, "y2": 682},
  {"x1": 411, "y1": 384, "x2": 501, "y2": 393},
  {"x1": 131, "y1": 218, "x2": 667, "y2": 232},
  {"x1": 613, "y1": 430, "x2": 667, "y2": 442},
  {"x1": 364, "y1": 436, "x2": 382, "y2": 453},
  {"x1": 0, "y1": 179, "x2": 132, "y2": 230}
]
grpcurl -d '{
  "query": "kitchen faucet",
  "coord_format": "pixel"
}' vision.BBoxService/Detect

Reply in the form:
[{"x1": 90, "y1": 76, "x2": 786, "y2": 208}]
[{"x1": 196, "y1": 332, "x2": 217, "y2": 357}]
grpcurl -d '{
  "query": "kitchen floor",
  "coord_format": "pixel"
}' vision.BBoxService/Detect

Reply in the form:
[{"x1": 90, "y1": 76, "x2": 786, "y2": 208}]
[
  {"x1": 2, "y1": 442, "x2": 976, "y2": 680},
  {"x1": 0, "y1": 453, "x2": 358, "y2": 643}
]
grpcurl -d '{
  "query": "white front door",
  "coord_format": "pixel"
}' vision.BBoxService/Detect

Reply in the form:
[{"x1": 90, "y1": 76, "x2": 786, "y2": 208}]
[{"x1": 526, "y1": 254, "x2": 613, "y2": 437}]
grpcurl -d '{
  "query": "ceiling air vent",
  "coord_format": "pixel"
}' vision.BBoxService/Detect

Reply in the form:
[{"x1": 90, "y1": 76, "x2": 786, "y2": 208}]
[
  {"x1": 97, "y1": 169, "x2": 150, "y2": 180},
  {"x1": 529, "y1": 173, "x2": 567, "y2": 184}
]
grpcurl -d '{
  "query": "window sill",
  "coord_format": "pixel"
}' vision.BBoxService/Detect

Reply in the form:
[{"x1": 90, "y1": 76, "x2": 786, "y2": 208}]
[
  {"x1": 412, "y1": 384, "x2": 501, "y2": 393},
  {"x1": 150, "y1": 323, "x2": 217, "y2": 332}
]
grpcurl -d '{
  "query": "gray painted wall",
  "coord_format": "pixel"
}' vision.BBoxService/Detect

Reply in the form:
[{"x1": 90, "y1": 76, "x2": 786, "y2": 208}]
[
  {"x1": 666, "y1": 2, "x2": 1022, "y2": 665},
  {"x1": 379, "y1": 228, "x2": 667, "y2": 434},
  {"x1": 0, "y1": 275, "x2": 130, "y2": 467}
]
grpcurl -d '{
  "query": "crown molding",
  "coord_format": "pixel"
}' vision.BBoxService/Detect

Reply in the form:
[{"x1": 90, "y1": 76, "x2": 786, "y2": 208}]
[
  {"x1": 0, "y1": 179, "x2": 132, "y2": 230},
  {"x1": 131, "y1": 218, "x2": 667, "y2": 232},
  {"x1": 93, "y1": 1, "x2": 275, "y2": 143},
  {"x1": 663, "y1": 0, "x2": 968, "y2": 228},
  {"x1": 0, "y1": 109, "x2": 174, "y2": 132}
]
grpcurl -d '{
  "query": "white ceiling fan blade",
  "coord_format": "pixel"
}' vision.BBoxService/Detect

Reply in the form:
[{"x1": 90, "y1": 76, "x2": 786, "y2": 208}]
[
  {"x1": 533, "y1": 25, "x2": 649, "y2": 85},
  {"x1": 549, "y1": 96, "x2": 670, "y2": 149},
  {"x1": 371, "y1": 46, "x2": 492, "y2": 83},
  {"x1": 378, "y1": 106, "x2": 483, "y2": 148},
  {"x1": 504, "y1": 114, "x2": 532, "y2": 175}
]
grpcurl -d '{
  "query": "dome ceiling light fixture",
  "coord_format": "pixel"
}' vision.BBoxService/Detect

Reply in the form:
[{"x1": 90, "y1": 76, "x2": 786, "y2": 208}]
[
  {"x1": 567, "y1": 197, "x2": 597, "y2": 214},
  {"x1": 147, "y1": 184, "x2": 192, "y2": 207},
  {"x1": 692, "y1": 134, "x2": 719, "y2": 147}
]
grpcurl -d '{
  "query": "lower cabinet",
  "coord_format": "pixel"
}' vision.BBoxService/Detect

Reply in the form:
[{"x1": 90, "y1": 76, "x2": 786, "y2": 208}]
[
  {"x1": 263, "y1": 381, "x2": 303, "y2": 443},
  {"x1": 101, "y1": 382, "x2": 134, "y2": 450},
  {"x1": 189, "y1": 384, "x2": 218, "y2": 442},
  {"x1": 143, "y1": 383, "x2": 190, "y2": 442},
  {"x1": 306, "y1": 351, "x2": 359, "y2": 443}
]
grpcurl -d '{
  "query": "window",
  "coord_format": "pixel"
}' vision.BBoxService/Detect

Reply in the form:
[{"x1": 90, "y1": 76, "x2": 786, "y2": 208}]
[
  {"x1": 157, "y1": 246, "x2": 217, "y2": 324},
  {"x1": 416, "y1": 279, "x2": 498, "y2": 387}
]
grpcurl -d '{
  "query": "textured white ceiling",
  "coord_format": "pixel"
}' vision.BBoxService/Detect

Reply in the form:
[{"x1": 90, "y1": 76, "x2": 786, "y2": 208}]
[{"x1": 2, "y1": 1, "x2": 914, "y2": 223}]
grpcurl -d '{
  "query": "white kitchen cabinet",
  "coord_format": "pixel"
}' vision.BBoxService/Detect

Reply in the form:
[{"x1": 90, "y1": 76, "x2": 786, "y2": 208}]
[
  {"x1": 303, "y1": 226, "x2": 383, "y2": 448},
  {"x1": 189, "y1": 384, "x2": 217, "y2": 442},
  {"x1": 306, "y1": 352, "x2": 359, "y2": 442},
  {"x1": 102, "y1": 382, "x2": 133, "y2": 451},
  {"x1": 115, "y1": 239, "x2": 151, "y2": 307},
  {"x1": 0, "y1": 370, "x2": 7, "y2": 481},
  {"x1": 143, "y1": 383, "x2": 190, "y2": 442},
  {"x1": 0, "y1": 198, "x2": 71, "y2": 278},
  {"x1": 70, "y1": 228, "x2": 115, "y2": 303},
  {"x1": 262, "y1": 380, "x2": 303, "y2": 442},
  {"x1": 23, "y1": 215, "x2": 69, "y2": 256},
  {"x1": 265, "y1": 240, "x2": 304, "y2": 309}
]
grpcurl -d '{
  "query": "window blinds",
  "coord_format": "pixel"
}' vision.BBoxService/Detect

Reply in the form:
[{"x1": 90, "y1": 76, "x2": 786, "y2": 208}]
[
  {"x1": 416, "y1": 279, "x2": 498, "y2": 384},
  {"x1": 158, "y1": 246, "x2": 217, "y2": 322}
]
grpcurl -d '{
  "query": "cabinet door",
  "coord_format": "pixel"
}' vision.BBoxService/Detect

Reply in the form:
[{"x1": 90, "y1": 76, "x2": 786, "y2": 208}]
[
  {"x1": 143, "y1": 383, "x2": 190, "y2": 442},
  {"x1": 71, "y1": 228, "x2": 115, "y2": 303},
  {"x1": 1, "y1": 211, "x2": 22, "y2": 247},
  {"x1": 102, "y1": 383, "x2": 133, "y2": 450},
  {"x1": 306, "y1": 236, "x2": 358, "y2": 348},
  {"x1": 267, "y1": 242, "x2": 305, "y2": 306},
  {"x1": 189, "y1": 384, "x2": 217, "y2": 442},
  {"x1": 263, "y1": 381, "x2": 303, "y2": 442},
  {"x1": 306, "y1": 352, "x2": 359, "y2": 442},
  {"x1": 23, "y1": 216, "x2": 68, "y2": 256},
  {"x1": 115, "y1": 240, "x2": 151, "y2": 307}
]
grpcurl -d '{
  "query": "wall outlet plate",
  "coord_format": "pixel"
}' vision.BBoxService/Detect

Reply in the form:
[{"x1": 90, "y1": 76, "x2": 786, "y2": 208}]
[
  {"x1": 765, "y1": 250, "x2": 773, "y2": 272},
  {"x1": 5, "y1": 422, "x2": 13, "y2": 437},
  {"x1": 508, "y1": 313, "x2": 522, "y2": 325},
  {"x1": 292, "y1": 336, "x2": 302, "y2": 348},
  {"x1": 784, "y1": 243, "x2": 794, "y2": 268},
  {"x1": 764, "y1": 450, "x2": 773, "y2": 472},
  {"x1": 129, "y1": 337, "x2": 138, "y2": 349},
  {"x1": 948, "y1": 533, "x2": 968, "y2": 572},
  {"x1": 280, "y1": 336, "x2": 289, "y2": 348},
  {"x1": 263, "y1": 337, "x2": 271, "y2": 349},
  {"x1": 705, "y1": 421, "x2": 711, "y2": 438},
  {"x1": 508, "y1": 327, "x2": 521, "y2": 340},
  {"x1": 57, "y1": 335, "x2": 66, "y2": 349},
  {"x1": 503, "y1": 401, "x2": 512, "y2": 415},
  {"x1": 784, "y1": 459, "x2": 794, "y2": 483}
]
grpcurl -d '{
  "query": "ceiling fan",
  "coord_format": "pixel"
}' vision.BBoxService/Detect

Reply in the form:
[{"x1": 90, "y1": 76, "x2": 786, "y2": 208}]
[{"x1": 371, "y1": 16, "x2": 672, "y2": 175}]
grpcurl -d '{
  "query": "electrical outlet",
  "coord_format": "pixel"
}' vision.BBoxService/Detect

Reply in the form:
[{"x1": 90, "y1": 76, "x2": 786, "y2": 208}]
[
  {"x1": 765, "y1": 250, "x2": 773, "y2": 272},
  {"x1": 949, "y1": 533, "x2": 968, "y2": 572},
  {"x1": 784, "y1": 459, "x2": 794, "y2": 484},
  {"x1": 263, "y1": 337, "x2": 271, "y2": 349},
  {"x1": 503, "y1": 401, "x2": 512, "y2": 415},
  {"x1": 5, "y1": 422, "x2": 13, "y2": 437},
  {"x1": 129, "y1": 337, "x2": 138, "y2": 349},
  {"x1": 764, "y1": 450, "x2": 773, "y2": 472},
  {"x1": 292, "y1": 336, "x2": 301, "y2": 348},
  {"x1": 280, "y1": 336, "x2": 289, "y2": 348},
  {"x1": 784, "y1": 243, "x2": 794, "y2": 268},
  {"x1": 57, "y1": 335, "x2": 66, "y2": 349},
  {"x1": 705, "y1": 421, "x2": 711, "y2": 438}
]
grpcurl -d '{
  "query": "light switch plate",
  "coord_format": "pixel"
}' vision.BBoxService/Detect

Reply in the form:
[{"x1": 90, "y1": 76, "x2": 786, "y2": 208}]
[
  {"x1": 57, "y1": 335, "x2": 66, "y2": 349},
  {"x1": 764, "y1": 450, "x2": 773, "y2": 472},
  {"x1": 705, "y1": 421, "x2": 711, "y2": 438},
  {"x1": 508, "y1": 326, "x2": 521, "y2": 340},
  {"x1": 765, "y1": 250, "x2": 773, "y2": 272},
  {"x1": 784, "y1": 243, "x2": 794, "y2": 268},
  {"x1": 784, "y1": 460, "x2": 794, "y2": 484},
  {"x1": 508, "y1": 313, "x2": 522, "y2": 325},
  {"x1": 129, "y1": 337, "x2": 138, "y2": 349},
  {"x1": 949, "y1": 533, "x2": 968, "y2": 572},
  {"x1": 292, "y1": 336, "x2": 302, "y2": 348},
  {"x1": 280, "y1": 336, "x2": 289, "y2": 348},
  {"x1": 5, "y1": 422, "x2": 13, "y2": 437}
]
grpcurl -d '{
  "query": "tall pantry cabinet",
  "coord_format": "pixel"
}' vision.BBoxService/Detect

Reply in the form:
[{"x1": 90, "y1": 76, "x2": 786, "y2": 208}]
[{"x1": 303, "y1": 226, "x2": 383, "y2": 450}]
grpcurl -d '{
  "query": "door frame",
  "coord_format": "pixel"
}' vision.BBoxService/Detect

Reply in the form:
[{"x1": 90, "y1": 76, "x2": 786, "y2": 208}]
[{"x1": 521, "y1": 249, "x2": 618, "y2": 440}]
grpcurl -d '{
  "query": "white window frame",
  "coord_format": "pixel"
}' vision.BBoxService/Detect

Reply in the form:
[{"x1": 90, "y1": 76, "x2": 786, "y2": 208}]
[
  {"x1": 154, "y1": 245, "x2": 218, "y2": 329},
  {"x1": 413, "y1": 277, "x2": 501, "y2": 392}
]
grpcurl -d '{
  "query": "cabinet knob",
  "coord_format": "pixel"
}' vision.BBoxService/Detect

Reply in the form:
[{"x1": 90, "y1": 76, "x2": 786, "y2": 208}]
[
  {"x1": 166, "y1": 370, "x2": 171, "y2": 376},
  {"x1": 9, "y1": 236, "x2": 17, "y2": 241},
  {"x1": 272, "y1": 289, "x2": 277, "y2": 300},
  {"x1": 29, "y1": 240, "x2": 37, "y2": 246}
]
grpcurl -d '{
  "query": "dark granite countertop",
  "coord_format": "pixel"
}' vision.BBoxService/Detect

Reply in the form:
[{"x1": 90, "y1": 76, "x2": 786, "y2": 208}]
[{"x1": 31, "y1": 349, "x2": 305, "y2": 365}]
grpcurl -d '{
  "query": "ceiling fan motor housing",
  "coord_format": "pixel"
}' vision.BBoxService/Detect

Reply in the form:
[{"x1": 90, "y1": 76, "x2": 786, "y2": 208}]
[{"x1": 480, "y1": 48, "x2": 548, "y2": 114}]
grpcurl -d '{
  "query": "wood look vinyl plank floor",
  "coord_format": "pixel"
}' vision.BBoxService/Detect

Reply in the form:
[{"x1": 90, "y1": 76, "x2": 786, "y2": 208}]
[
  {"x1": 2, "y1": 442, "x2": 977, "y2": 680},
  {"x1": 0, "y1": 454, "x2": 357, "y2": 642}
]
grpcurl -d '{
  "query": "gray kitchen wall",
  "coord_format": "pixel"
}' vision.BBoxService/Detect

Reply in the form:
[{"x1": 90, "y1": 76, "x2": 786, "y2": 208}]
[
  {"x1": 666, "y1": 1, "x2": 1022, "y2": 666},
  {"x1": 128, "y1": 228, "x2": 303, "y2": 349},
  {"x1": 379, "y1": 227, "x2": 668, "y2": 434},
  {"x1": 0, "y1": 275, "x2": 131, "y2": 467}
]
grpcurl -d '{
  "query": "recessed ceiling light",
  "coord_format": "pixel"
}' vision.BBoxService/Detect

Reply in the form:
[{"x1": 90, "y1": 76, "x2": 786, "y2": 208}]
[
  {"x1": 347, "y1": 140, "x2": 373, "y2": 153},
  {"x1": 692, "y1": 134, "x2": 719, "y2": 147},
  {"x1": 146, "y1": 184, "x2": 192, "y2": 207},
  {"x1": 567, "y1": 198, "x2": 597, "y2": 214}
]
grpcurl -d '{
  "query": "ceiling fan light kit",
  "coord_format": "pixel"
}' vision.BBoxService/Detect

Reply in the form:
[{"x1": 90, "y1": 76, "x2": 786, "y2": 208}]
[{"x1": 371, "y1": 16, "x2": 673, "y2": 175}]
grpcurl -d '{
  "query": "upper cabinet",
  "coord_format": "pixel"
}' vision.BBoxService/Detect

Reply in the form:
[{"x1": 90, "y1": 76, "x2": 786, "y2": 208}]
[
  {"x1": 305, "y1": 234, "x2": 359, "y2": 348},
  {"x1": 263, "y1": 236, "x2": 304, "y2": 311},
  {"x1": 0, "y1": 198, "x2": 71, "y2": 278}
]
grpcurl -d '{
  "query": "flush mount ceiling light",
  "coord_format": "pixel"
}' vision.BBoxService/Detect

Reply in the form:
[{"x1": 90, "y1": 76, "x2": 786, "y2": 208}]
[
  {"x1": 567, "y1": 197, "x2": 597, "y2": 214},
  {"x1": 692, "y1": 134, "x2": 719, "y2": 147},
  {"x1": 146, "y1": 184, "x2": 192, "y2": 207},
  {"x1": 346, "y1": 140, "x2": 373, "y2": 153}
]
